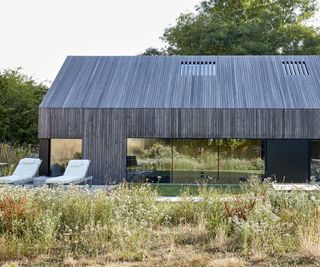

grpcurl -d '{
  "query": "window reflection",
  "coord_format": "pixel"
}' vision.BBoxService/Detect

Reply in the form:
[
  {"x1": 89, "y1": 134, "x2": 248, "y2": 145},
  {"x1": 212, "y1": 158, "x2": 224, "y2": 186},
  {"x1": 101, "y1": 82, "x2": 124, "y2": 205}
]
[
  {"x1": 127, "y1": 138, "x2": 265, "y2": 184},
  {"x1": 50, "y1": 139, "x2": 82, "y2": 176},
  {"x1": 127, "y1": 139, "x2": 172, "y2": 183},
  {"x1": 219, "y1": 139, "x2": 264, "y2": 183},
  {"x1": 310, "y1": 141, "x2": 320, "y2": 182},
  {"x1": 172, "y1": 139, "x2": 218, "y2": 184}
]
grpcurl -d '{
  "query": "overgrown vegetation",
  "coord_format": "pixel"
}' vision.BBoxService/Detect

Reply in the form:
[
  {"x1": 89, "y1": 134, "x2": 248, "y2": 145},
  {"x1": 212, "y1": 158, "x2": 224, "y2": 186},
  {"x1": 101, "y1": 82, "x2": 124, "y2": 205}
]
[
  {"x1": 0, "y1": 143, "x2": 35, "y2": 176},
  {"x1": 0, "y1": 69, "x2": 47, "y2": 145},
  {"x1": 2, "y1": 179, "x2": 320, "y2": 266}
]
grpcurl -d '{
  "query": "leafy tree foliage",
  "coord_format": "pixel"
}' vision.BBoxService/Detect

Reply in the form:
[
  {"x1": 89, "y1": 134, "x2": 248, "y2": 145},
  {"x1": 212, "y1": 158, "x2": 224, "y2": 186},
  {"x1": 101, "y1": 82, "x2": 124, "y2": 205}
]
[
  {"x1": 145, "y1": 0, "x2": 320, "y2": 55},
  {"x1": 0, "y1": 69, "x2": 47, "y2": 145},
  {"x1": 141, "y1": 47, "x2": 168, "y2": 55}
]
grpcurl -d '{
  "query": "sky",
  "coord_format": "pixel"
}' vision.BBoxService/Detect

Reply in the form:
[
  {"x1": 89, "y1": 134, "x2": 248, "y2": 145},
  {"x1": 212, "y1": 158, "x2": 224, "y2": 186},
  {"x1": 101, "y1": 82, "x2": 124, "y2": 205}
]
[{"x1": 0, "y1": 0, "x2": 199, "y2": 84}]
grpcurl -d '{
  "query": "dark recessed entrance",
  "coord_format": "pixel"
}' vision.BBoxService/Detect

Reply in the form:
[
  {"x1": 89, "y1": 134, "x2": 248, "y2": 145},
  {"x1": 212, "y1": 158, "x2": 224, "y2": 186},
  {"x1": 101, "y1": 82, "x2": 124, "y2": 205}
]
[{"x1": 266, "y1": 140, "x2": 309, "y2": 183}]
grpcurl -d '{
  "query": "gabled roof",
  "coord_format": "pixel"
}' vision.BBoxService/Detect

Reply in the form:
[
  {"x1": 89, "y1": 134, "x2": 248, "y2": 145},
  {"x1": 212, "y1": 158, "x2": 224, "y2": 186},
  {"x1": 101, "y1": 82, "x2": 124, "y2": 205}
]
[{"x1": 40, "y1": 55, "x2": 320, "y2": 109}]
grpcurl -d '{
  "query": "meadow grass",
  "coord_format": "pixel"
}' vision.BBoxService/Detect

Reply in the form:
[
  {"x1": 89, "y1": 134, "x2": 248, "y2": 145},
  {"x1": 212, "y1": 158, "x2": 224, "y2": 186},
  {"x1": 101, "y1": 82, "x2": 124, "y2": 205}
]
[
  {"x1": 134, "y1": 183, "x2": 240, "y2": 196},
  {"x1": 0, "y1": 143, "x2": 34, "y2": 176},
  {"x1": 0, "y1": 178, "x2": 320, "y2": 266}
]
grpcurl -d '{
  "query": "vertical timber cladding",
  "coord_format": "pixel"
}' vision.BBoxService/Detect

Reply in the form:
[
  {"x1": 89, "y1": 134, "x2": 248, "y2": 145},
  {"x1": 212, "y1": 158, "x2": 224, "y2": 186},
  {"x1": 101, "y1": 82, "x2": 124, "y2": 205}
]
[
  {"x1": 84, "y1": 109, "x2": 126, "y2": 184},
  {"x1": 39, "y1": 108, "x2": 320, "y2": 185},
  {"x1": 39, "y1": 108, "x2": 128, "y2": 184}
]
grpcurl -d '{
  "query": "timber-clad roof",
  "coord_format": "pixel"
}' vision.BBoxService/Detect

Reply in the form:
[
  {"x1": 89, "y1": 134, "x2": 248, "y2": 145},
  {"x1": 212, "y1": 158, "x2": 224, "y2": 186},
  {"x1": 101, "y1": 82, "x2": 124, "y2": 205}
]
[{"x1": 40, "y1": 55, "x2": 320, "y2": 109}]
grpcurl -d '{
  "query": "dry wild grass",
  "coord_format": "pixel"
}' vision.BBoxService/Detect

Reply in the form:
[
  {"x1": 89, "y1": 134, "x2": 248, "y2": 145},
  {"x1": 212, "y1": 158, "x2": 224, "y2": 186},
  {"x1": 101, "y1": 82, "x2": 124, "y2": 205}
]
[
  {"x1": 0, "y1": 143, "x2": 34, "y2": 176},
  {"x1": 1, "y1": 178, "x2": 320, "y2": 266},
  {"x1": 298, "y1": 207, "x2": 320, "y2": 259}
]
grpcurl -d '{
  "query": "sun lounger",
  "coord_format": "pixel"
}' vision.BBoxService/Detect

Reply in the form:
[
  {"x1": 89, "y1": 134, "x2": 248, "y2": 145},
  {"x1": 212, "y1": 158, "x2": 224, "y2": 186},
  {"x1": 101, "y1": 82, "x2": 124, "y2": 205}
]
[
  {"x1": 45, "y1": 159, "x2": 92, "y2": 185},
  {"x1": 0, "y1": 158, "x2": 42, "y2": 185}
]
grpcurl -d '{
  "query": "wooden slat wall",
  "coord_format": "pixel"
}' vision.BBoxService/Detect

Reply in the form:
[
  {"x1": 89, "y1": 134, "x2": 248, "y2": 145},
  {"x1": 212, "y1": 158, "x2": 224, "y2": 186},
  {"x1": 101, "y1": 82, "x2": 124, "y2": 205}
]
[{"x1": 39, "y1": 107, "x2": 320, "y2": 184}]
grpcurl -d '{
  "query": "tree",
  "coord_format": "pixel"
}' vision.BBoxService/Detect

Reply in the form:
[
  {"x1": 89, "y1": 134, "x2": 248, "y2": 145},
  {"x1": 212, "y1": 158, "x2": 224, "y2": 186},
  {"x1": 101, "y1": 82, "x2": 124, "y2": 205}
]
[
  {"x1": 0, "y1": 69, "x2": 48, "y2": 145},
  {"x1": 145, "y1": 0, "x2": 320, "y2": 55},
  {"x1": 141, "y1": 47, "x2": 167, "y2": 55}
]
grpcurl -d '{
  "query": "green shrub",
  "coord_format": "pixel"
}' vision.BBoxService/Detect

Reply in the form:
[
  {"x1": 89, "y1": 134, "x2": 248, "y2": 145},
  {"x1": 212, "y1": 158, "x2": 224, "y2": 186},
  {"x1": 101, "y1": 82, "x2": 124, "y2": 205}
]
[{"x1": 0, "y1": 69, "x2": 47, "y2": 145}]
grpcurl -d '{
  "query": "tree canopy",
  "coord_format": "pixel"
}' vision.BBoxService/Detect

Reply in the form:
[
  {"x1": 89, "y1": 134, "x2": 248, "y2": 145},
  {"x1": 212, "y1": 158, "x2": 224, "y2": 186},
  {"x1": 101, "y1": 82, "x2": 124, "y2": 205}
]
[
  {"x1": 143, "y1": 0, "x2": 320, "y2": 55},
  {"x1": 0, "y1": 69, "x2": 47, "y2": 145}
]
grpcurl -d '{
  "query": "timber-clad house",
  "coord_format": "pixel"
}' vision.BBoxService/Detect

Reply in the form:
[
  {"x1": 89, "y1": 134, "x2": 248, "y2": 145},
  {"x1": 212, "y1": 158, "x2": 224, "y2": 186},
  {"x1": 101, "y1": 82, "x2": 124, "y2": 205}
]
[{"x1": 39, "y1": 56, "x2": 320, "y2": 185}]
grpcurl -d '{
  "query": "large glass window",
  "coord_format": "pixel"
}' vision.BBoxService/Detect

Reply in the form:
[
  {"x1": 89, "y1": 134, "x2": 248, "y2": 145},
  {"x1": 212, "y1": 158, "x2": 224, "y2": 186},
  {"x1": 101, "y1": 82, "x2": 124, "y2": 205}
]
[
  {"x1": 126, "y1": 138, "x2": 265, "y2": 184},
  {"x1": 310, "y1": 141, "x2": 320, "y2": 182},
  {"x1": 218, "y1": 139, "x2": 264, "y2": 184},
  {"x1": 172, "y1": 139, "x2": 218, "y2": 184},
  {"x1": 127, "y1": 139, "x2": 172, "y2": 183},
  {"x1": 50, "y1": 139, "x2": 82, "y2": 176}
]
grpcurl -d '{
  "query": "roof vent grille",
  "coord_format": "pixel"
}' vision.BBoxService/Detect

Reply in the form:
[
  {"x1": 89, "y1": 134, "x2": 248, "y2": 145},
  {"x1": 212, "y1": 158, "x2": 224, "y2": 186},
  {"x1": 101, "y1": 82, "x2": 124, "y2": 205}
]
[
  {"x1": 282, "y1": 61, "x2": 309, "y2": 75},
  {"x1": 181, "y1": 61, "x2": 216, "y2": 76}
]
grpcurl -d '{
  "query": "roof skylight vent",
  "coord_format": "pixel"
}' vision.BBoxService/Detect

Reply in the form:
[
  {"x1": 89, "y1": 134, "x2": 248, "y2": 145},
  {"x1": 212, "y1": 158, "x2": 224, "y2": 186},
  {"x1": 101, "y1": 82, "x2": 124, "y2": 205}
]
[
  {"x1": 282, "y1": 61, "x2": 309, "y2": 75},
  {"x1": 180, "y1": 61, "x2": 216, "y2": 76}
]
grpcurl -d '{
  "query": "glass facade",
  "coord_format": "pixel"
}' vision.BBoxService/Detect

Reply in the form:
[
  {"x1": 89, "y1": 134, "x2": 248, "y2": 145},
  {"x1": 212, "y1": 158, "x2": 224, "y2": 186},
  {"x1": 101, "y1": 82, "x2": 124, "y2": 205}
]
[
  {"x1": 218, "y1": 140, "x2": 264, "y2": 183},
  {"x1": 50, "y1": 139, "x2": 82, "y2": 176},
  {"x1": 127, "y1": 138, "x2": 264, "y2": 184},
  {"x1": 172, "y1": 139, "x2": 218, "y2": 184},
  {"x1": 311, "y1": 141, "x2": 320, "y2": 182},
  {"x1": 126, "y1": 139, "x2": 172, "y2": 183}
]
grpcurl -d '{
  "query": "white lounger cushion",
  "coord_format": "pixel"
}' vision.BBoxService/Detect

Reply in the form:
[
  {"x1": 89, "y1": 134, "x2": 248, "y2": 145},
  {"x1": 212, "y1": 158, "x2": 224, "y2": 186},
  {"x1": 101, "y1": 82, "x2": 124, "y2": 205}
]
[
  {"x1": 64, "y1": 160, "x2": 90, "y2": 177},
  {"x1": 0, "y1": 175, "x2": 34, "y2": 184},
  {"x1": 45, "y1": 176, "x2": 87, "y2": 184},
  {"x1": 0, "y1": 158, "x2": 42, "y2": 184},
  {"x1": 46, "y1": 160, "x2": 90, "y2": 185}
]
